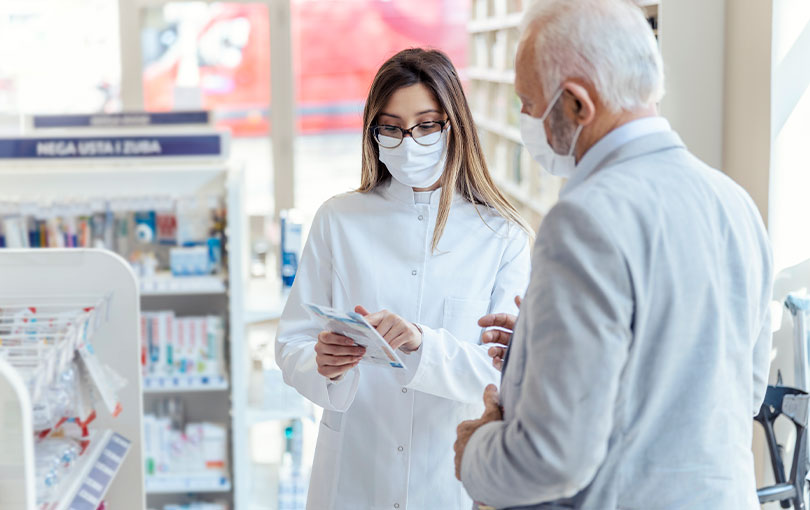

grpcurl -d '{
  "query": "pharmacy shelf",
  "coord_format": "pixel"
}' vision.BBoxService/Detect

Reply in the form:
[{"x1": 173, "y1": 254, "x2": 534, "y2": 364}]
[
  {"x1": 246, "y1": 405, "x2": 313, "y2": 426},
  {"x1": 145, "y1": 472, "x2": 232, "y2": 494},
  {"x1": 466, "y1": 67, "x2": 516, "y2": 84},
  {"x1": 142, "y1": 374, "x2": 229, "y2": 393},
  {"x1": 244, "y1": 292, "x2": 288, "y2": 325},
  {"x1": 474, "y1": 115, "x2": 523, "y2": 144},
  {"x1": 42, "y1": 430, "x2": 132, "y2": 510},
  {"x1": 140, "y1": 274, "x2": 227, "y2": 296},
  {"x1": 497, "y1": 179, "x2": 554, "y2": 218},
  {"x1": 468, "y1": 12, "x2": 522, "y2": 33}
]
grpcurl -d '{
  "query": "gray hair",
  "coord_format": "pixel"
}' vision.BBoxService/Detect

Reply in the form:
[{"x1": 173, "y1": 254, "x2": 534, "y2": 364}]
[{"x1": 520, "y1": 0, "x2": 665, "y2": 112}]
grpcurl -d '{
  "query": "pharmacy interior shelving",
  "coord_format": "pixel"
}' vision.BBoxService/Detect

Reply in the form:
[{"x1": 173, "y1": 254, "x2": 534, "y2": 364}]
[
  {"x1": 467, "y1": 0, "x2": 660, "y2": 228},
  {"x1": 0, "y1": 128, "x2": 252, "y2": 509},
  {"x1": 0, "y1": 248, "x2": 145, "y2": 510},
  {"x1": 0, "y1": 126, "x2": 313, "y2": 510},
  {"x1": 467, "y1": 0, "x2": 563, "y2": 228}
]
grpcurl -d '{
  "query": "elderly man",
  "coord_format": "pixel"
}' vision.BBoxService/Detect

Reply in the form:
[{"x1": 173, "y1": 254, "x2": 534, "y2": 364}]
[{"x1": 454, "y1": 0, "x2": 774, "y2": 509}]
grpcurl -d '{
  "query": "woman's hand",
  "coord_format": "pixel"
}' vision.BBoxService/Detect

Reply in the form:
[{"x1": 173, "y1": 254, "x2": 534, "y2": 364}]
[
  {"x1": 356, "y1": 305, "x2": 423, "y2": 352},
  {"x1": 478, "y1": 295, "x2": 521, "y2": 371},
  {"x1": 314, "y1": 331, "x2": 366, "y2": 380}
]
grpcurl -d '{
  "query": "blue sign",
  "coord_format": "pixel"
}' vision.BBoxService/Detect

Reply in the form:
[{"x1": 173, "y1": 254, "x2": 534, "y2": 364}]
[
  {"x1": 0, "y1": 134, "x2": 224, "y2": 159},
  {"x1": 33, "y1": 111, "x2": 210, "y2": 128}
]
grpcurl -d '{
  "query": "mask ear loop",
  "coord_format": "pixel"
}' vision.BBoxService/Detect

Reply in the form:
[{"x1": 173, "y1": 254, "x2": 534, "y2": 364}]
[
  {"x1": 540, "y1": 87, "x2": 566, "y2": 122},
  {"x1": 567, "y1": 123, "x2": 584, "y2": 158}
]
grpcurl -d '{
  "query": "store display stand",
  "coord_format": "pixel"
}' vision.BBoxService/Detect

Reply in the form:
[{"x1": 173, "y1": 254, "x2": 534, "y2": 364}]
[
  {"x1": 0, "y1": 248, "x2": 145, "y2": 510},
  {"x1": 0, "y1": 126, "x2": 248, "y2": 509}
]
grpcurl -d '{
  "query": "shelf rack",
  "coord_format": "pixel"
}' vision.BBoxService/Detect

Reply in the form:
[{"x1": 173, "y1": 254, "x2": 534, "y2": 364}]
[
  {"x1": 467, "y1": 0, "x2": 564, "y2": 228},
  {"x1": 0, "y1": 126, "x2": 247, "y2": 509},
  {"x1": 0, "y1": 249, "x2": 145, "y2": 510},
  {"x1": 467, "y1": 0, "x2": 660, "y2": 228}
]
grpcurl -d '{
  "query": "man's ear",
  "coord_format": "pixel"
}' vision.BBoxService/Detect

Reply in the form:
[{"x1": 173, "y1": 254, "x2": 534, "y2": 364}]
[{"x1": 561, "y1": 81, "x2": 596, "y2": 127}]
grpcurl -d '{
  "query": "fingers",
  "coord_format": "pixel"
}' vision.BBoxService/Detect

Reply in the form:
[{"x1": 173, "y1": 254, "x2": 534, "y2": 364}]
[
  {"x1": 354, "y1": 305, "x2": 370, "y2": 316},
  {"x1": 318, "y1": 331, "x2": 356, "y2": 346},
  {"x1": 317, "y1": 333, "x2": 366, "y2": 355},
  {"x1": 364, "y1": 309, "x2": 389, "y2": 327},
  {"x1": 477, "y1": 312, "x2": 517, "y2": 330},
  {"x1": 482, "y1": 384, "x2": 502, "y2": 420},
  {"x1": 376, "y1": 313, "x2": 399, "y2": 338},
  {"x1": 515, "y1": 295, "x2": 522, "y2": 309},
  {"x1": 317, "y1": 359, "x2": 360, "y2": 379},
  {"x1": 315, "y1": 331, "x2": 364, "y2": 379},
  {"x1": 481, "y1": 329, "x2": 512, "y2": 346},
  {"x1": 316, "y1": 353, "x2": 363, "y2": 367},
  {"x1": 389, "y1": 329, "x2": 413, "y2": 351},
  {"x1": 487, "y1": 346, "x2": 506, "y2": 360},
  {"x1": 483, "y1": 384, "x2": 499, "y2": 406},
  {"x1": 315, "y1": 342, "x2": 366, "y2": 357},
  {"x1": 492, "y1": 357, "x2": 503, "y2": 371}
]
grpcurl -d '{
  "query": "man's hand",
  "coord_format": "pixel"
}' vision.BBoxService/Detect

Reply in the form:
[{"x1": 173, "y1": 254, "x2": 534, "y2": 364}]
[
  {"x1": 314, "y1": 331, "x2": 366, "y2": 380},
  {"x1": 356, "y1": 305, "x2": 422, "y2": 352},
  {"x1": 479, "y1": 295, "x2": 521, "y2": 370},
  {"x1": 454, "y1": 384, "x2": 503, "y2": 480}
]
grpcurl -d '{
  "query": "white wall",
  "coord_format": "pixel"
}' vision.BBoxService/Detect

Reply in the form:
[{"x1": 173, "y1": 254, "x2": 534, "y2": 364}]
[
  {"x1": 659, "y1": 0, "x2": 726, "y2": 170},
  {"x1": 769, "y1": 0, "x2": 810, "y2": 272}
]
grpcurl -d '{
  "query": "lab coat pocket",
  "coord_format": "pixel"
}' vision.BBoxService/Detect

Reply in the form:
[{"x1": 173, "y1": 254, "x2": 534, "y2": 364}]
[
  {"x1": 442, "y1": 297, "x2": 490, "y2": 344},
  {"x1": 308, "y1": 415, "x2": 343, "y2": 509}
]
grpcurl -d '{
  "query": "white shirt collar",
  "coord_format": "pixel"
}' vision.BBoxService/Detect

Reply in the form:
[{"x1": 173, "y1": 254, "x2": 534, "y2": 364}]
[
  {"x1": 383, "y1": 178, "x2": 449, "y2": 206},
  {"x1": 562, "y1": 116, "x2": 672, "y2": 196}
]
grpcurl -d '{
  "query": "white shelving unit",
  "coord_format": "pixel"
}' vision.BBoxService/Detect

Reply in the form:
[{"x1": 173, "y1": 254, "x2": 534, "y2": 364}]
[
  {"x1": 0, "y1": 125, "x2": 248, "y2": 509},
  {"x1": 142, "y1": 374, "x2": 229, "y2": 393},
  {"x1": 467, "y1": 0, "x2": 564, "y2": 229},
  {"x1": 467, "y1": 0, "x2": 660, "y2": 228},
  {"x1": 145, "y1": 472, "x2": 232, "y2": 495},
  {"x1": 140, "y1": 274, "x2": 227, "y2": 296},
  {"x1": 0, "y1": 249, "x2": 145, "y2": 510}
]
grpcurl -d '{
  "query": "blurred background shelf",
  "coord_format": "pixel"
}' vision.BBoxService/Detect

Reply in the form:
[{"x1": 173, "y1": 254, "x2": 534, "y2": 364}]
[
  {"x1": 145, "y1": 473, "x2": 232, "y2": 494},
  {"x1": 468, "y1": 12, "x2": 522, "y2": 33},
  {"x1": 142, "y1": 374, "x2": 229, "y2": 393},
  {"x1": 140, "y1": 275, "x2": 227, "y2": 296}
]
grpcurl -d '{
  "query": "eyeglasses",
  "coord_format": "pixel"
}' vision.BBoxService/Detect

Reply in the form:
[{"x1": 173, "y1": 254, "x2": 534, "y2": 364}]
[{"x1": 371, "y1": 120, "x2": 448, "y2": 149}]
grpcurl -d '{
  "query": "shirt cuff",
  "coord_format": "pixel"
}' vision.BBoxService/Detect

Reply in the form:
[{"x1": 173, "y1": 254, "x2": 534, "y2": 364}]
[
  {"x1": 402, "y1": 324, "x2": 443, "y2": 391},
  {"x1": 325, "y1": 366, "x2": 360, "y2": 411}
]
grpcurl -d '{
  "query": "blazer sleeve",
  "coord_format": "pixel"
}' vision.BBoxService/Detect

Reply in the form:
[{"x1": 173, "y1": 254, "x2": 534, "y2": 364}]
[{"x1": 461, "y1": 201, "x2": 633, "y2": 507}]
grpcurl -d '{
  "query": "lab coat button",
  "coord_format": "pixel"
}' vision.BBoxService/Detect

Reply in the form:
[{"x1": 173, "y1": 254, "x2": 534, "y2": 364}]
[
  {"x1": 411, "y1": 270, "x2": 417, "y2": 276},
  {"x1": 418, "y1": 215, "x2": 424, "y2": 221},
  {"x1": 398, "y1": 445, "x2": 404, "y2": 452},
  {"x1": 401, "y1": 387, "x2": 407, "y2": 393},
  {"x1": 394, "y1": 504, "x2": 400, "y2": 509}
]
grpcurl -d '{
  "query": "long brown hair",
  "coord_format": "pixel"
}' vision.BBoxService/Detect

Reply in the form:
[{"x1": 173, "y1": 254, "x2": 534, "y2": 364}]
[{"x1": 359, "y1": 48, "x2": 533, "y2": 250}]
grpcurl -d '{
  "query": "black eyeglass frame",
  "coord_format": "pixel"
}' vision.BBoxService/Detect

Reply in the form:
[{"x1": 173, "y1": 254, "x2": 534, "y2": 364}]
[{"x1": 370, "y1": 119, "x2": 449, "y2": 149}]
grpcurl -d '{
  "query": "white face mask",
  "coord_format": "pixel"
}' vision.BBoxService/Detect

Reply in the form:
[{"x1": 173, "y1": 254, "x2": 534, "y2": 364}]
[
  {"x1": 378, "y1": 130, "x2": 447, "y2": 189},
  {"x1": 519, "y1": 87, "x2": 583, "y2": 178}
]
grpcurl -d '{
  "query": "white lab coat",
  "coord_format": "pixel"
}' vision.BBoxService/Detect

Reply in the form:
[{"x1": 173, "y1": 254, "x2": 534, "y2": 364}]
[{"x1": 276, "y1": 177, "x2": 530, "y2": 510}]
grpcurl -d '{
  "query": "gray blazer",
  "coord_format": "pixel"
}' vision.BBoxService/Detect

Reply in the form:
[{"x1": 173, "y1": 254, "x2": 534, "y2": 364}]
[{"x1": 461, "y1": 127, "x2": 773, "y2": 510}]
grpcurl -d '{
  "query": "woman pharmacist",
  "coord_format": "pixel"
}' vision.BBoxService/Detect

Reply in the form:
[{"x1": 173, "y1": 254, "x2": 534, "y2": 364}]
[{"x1": 275, "y1": 48, "x2": 531, "y2": 510}]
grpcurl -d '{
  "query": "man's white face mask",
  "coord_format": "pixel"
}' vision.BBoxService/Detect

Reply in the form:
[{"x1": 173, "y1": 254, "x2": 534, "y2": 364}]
[
  {"x1": 378, "y1": 130, "x2": 448, "y2": 189},
  {"x1": 519, "y1": 87, "x2": 583, "y2": 179}
]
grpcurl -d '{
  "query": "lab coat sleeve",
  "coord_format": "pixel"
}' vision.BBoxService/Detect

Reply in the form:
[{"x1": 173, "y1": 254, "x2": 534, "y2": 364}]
[
  {"x1": 404, "y1": 227, "x2": 531, "y2": 404},
  {"x1": 275, "y1": 201, "x2": 360, "y2": 412},
  {"x1": 751, "y1": 305, "x2": 771, "y2": 415},
  {"x1": 461, "y1": 201, "x2": 633, "y2": 507}
]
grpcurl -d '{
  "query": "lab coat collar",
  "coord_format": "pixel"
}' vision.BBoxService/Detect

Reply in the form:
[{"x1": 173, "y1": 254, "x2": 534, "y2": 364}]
[
  {"x1": 562, "y1": 117, "x2": 681, "y2": 197},
  {"x1": 383, "y1": 177, "x2": 459, "y2": 206}
]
